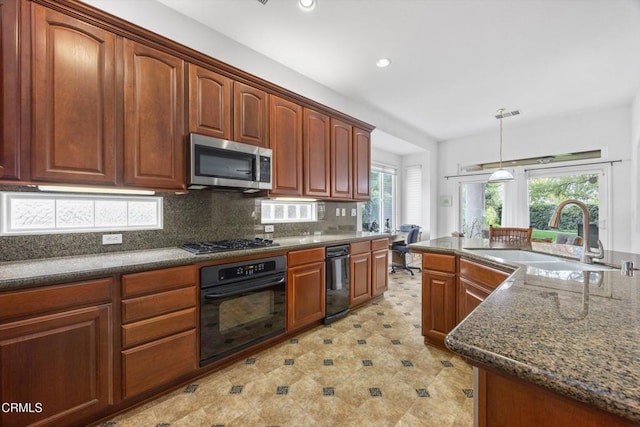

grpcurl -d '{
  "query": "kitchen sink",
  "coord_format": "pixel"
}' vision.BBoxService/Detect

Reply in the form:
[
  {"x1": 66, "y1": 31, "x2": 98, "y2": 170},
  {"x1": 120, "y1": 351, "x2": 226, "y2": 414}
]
[{"x1": 466, "y1": 249, "x2": 617, "y2": 272}]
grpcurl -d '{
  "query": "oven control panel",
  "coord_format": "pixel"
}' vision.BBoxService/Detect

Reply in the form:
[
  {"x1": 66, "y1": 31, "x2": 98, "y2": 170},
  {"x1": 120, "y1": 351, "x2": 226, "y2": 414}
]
[
  {"x1": 200, "y1": 256, "x2": 286, "y2": 288},
  {"x1": 220, "y1": 260, "x2": 276, "y2": 281}
]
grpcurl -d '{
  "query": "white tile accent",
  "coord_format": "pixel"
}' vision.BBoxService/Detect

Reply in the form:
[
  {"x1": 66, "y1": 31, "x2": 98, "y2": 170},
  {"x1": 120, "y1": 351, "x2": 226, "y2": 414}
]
[{"x1": 1, "y1": 192, "x2": 163, "y2": 235}]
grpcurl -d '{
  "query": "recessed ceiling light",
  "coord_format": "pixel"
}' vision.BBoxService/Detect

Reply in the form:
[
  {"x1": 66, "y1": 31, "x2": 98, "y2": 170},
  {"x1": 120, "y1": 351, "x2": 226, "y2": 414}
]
[
  {"x1": 376, "y1": 58, "x2": 392, "y2": 68},
  {"x1": 298, "y1": 0, "x2": 316, "y2": 11}
]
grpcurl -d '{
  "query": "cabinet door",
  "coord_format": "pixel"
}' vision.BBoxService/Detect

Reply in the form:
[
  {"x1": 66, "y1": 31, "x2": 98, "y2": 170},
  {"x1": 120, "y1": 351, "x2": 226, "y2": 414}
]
[
  {"x1": 0, "y1": 304, "x2": 112, "y2": 427},
  {"x1": 31, "y1": 4, "x2": 117, "y2": 184},
  {"x1": 303, "y1": 108, "x2": 331, "y2": 198},
  {"x1": 1, "y1": 0, "x2": 21, "y2": 180},
  {"x1": 353, "y1": 127, "x2": 371, "y2": 201},
  {"x1": 123, "y1": 39, "x2": 185, "y2": 190},
  {"x1": 350, "y1": 252, "x2": 371, "y2": 306},
  {"x1": 422, "y1": 270, "x2": 456, "y2": 347},
  {"x1": 330, "y1": 118, "x2": 353, "y2": 199},
  {"x1": 233, "y1": 82, "x2": 268, "y2": 147},
  {"x1": 457, "y1": 276, "x2": 491, "y2": 324},
  {"x1": 269, "y1": 95, "x2": 302, "y2": 196},
  {"x1": 371, "y1": 248, "x2": 389, "y2": 297},
  {"x1": 187, "y1": 64, "x2": 232, "y2": 139},
  {"x1": 287, "y1": 260, "x2": 326, "y2": 330}
]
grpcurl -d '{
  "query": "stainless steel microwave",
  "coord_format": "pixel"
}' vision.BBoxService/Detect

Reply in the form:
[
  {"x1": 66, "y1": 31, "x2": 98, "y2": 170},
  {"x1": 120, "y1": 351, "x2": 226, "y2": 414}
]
[{"x1": 187, "y1": 133, "x2": 272, "y2": 193}]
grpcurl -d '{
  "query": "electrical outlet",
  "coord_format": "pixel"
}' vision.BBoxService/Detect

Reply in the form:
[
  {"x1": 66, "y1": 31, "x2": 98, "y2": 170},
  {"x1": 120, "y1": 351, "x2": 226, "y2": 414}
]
[
  {"x1": 351, "y1": 208, "x2": 357, "y2": 216},
  {"x1": 336, "y1": 208, "x2": 341, "y2": 216},
  {"x1": 102, "y1": 234, "x2": 122, "y2": 245},
  {"x1": 264, "y1": 225, "x2": 274, "y2": 233}
]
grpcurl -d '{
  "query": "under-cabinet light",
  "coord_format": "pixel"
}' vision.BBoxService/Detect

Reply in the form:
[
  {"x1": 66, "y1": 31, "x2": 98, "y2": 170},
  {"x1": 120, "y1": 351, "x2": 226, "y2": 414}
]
[
  {"x1": 273, "y1": 197, "x2": 317, "y2": 202},
  {"x1": 38, "y1": 185, "x2": 155, "y2": 196}
]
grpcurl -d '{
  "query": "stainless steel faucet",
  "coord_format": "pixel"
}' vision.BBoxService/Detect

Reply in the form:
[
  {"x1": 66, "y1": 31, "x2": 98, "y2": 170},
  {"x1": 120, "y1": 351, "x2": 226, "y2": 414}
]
[{"x1": 548, "y1": 199, "x2": 604, "y2": 264}]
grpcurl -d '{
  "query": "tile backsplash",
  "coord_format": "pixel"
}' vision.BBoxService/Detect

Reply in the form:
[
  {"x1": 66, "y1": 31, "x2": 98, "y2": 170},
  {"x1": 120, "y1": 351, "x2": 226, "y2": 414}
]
[{"x1": 0, "y1": 185, "x2": 357, "y2": 262}]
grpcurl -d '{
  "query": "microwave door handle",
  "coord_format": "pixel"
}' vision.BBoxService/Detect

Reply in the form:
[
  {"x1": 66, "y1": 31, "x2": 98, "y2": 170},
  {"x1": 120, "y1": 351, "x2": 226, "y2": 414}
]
[{"x1": 204, "y1": 276, "x2": 285, "y2": 299}]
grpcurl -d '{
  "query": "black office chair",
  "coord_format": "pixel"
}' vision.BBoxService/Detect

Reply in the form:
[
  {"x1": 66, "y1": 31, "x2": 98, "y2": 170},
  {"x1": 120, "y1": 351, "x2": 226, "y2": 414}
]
[{"x1": 390, "y1": 226, "x2": 421, "y2": 275}]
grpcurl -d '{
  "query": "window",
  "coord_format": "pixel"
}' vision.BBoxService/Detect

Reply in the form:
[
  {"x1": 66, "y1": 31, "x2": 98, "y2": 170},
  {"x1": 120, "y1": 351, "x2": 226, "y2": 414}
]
[
  {"x1": 0, "y1": 192, "x2": 163, "y2": 236},
  {"x1": 404, "y1": 165, "x2": 422, "y2": 226},
  {"x1": 527, "y1": 166, "x2": 606, "y2": 249},
  {"x1": 261, "y1": 200, "x2": 317, "y2": 223},
  {"x1": 362, "y1": 165, "x2": 396, "y2": 231},
  {"x1": 459, "y1": 181, "x2": 504, "y2": 238}
]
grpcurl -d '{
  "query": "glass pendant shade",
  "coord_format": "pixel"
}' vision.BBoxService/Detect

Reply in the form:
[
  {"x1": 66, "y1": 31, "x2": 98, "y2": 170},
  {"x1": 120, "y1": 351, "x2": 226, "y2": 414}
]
[{"x1": 488, "y1": 168, "x2": 514, "y2": 182}]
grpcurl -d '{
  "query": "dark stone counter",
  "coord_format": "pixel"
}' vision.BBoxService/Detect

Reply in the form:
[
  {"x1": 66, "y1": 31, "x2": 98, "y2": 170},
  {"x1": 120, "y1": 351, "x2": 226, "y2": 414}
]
[{"x1": 409, "y1": 237, "x2": 640, "y2": 423}]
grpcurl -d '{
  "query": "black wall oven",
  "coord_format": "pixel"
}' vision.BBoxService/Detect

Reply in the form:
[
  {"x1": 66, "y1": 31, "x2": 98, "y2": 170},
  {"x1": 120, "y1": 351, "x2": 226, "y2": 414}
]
[{"x1": 199, "y1": 256, "x2": 286, "y2": 367}]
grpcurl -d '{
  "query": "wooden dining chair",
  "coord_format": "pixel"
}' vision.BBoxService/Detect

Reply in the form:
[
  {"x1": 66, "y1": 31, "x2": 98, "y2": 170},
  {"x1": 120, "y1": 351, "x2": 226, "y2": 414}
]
[{"x1": 488, "y1": 226, "x2": 532, "y2": 243}]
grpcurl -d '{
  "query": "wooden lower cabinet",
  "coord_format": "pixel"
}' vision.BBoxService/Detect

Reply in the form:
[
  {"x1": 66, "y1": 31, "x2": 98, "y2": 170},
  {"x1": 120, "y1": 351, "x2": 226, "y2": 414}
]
[
  {"x1": 120, "y1": 266, "x2": 197, "y2": 399},
  {"x1": 350, "y1": 241, "x2": 372, "y2": 306},
  {"x1": 0, "y1": 278, "x2": 113, "y2": 427},
  {"x1": 287, "y1": 247, "x2": 326, "y2": 331},
  {"x1": 371, "y1": 238, "x2": 389, "y2": 296},
  {"x1": 422, "y1": 269, "x2": 456, "y2": 346},
  {"x1": 457, "y1": 258, "x2": 510, "y2": 323},
  {"x1": 476, "y1": 368, "x2": 635, "y2": 427},
  {"x1": 421, "y1": 253, "x2": 457, "y2": 348}
]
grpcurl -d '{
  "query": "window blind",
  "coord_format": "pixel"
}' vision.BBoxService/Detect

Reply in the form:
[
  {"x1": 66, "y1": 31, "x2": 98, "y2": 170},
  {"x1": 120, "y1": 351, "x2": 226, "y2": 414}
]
[{"x1": 404, "y1": 165, "x2": 422, "y2": 225}]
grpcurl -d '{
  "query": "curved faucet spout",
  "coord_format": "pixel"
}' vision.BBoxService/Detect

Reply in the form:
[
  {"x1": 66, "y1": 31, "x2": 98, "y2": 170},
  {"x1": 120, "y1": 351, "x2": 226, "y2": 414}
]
[{"x1": 548, "y1": 199, "x2": 604, "y2": 264}]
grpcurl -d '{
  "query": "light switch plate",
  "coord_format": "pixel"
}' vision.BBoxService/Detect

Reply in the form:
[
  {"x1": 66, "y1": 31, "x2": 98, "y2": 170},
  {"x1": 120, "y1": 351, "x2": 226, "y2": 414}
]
[
  {"x1": 264, "y1": 225, "x2": 274, "y2": 232},
  {"x1": 102, "y1": 234, "x2": 122, "y2": 245},
  {"x1": 341, "y1": 208, "x2": 346, "y2": 216},
  {"x1": 336, "y1": 208, "x2": 341, "y2": 216}
]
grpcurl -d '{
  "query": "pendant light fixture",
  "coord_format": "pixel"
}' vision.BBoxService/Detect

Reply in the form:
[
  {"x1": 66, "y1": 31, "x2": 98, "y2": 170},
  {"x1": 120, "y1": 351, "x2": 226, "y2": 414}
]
[{"x1": 488, "y1": 108, "x2": 516, "y2": 183}]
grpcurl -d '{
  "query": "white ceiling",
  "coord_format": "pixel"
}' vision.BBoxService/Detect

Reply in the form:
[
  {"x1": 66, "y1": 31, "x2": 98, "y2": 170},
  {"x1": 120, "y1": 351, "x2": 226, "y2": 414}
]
[{"x1": 157, "y1": 0, "x2": 640, "y2": 150}]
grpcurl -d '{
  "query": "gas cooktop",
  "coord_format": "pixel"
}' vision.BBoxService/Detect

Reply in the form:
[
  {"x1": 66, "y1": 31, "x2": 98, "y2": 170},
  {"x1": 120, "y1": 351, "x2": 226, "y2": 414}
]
[{"x1": 180, "y1": 238, "x2": 279, "y2": 255}]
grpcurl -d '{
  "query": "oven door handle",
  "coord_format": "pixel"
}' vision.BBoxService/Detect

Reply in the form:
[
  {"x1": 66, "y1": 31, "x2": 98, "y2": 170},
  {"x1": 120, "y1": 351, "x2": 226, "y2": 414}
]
[{"x1": 203, "y1": 275, "x2": 285, "y2": 299}]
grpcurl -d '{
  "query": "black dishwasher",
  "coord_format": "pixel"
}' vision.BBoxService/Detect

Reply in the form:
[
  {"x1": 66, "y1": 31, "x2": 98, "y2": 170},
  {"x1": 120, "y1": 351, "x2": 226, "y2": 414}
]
[{"x1": 324, "y1": 244, "x2": 350, "y2": 324}]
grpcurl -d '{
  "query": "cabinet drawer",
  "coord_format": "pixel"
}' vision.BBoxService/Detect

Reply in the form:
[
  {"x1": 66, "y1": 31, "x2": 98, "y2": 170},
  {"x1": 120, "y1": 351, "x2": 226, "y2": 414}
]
[
  {"x1": 350, "y1": 240, "x2": 371, "y2": 255},
  {"x1": 122, "y1": 307, "x2": 197, "y2": 348},
  {"x1": 122, "y1": 265, "x2": 196, "y2": 298},
  {"x1": 122, "y1": 329, "x2": 197, "y2": 398},
  {"x1": 288, "y1": 247, "x2": 325, "y2": 267},
  {"x1": 371, "y1": 238, "x2": 390, "y2": 251},
  {"x1": 459, "y1": 258, "x2": 510, "y2": 289},
  {"x1": 422, "y1": 253, "x2": 456, "y2": 273},
  {"x1": 122, "y1": 286, "x2": 196, "y2": 324},
  {"x1": 0, "y1": 277, "x2": 113, "y2": 321}
]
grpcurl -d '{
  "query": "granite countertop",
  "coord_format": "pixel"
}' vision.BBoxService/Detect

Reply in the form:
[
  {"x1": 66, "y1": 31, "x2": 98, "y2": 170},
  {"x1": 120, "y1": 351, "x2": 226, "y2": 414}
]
[
  {"x1": 0, "y1": 232, "x2": 390, "y2": 291},
  {"x1": 410, "y1": 237, "x2": 640, "y2": 423}
]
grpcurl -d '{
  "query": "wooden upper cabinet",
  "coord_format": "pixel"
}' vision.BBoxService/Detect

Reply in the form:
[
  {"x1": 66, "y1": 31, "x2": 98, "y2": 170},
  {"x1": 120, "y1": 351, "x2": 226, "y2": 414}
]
[
  {"x1": 31, "y1": 4, "x2": 118, "y2": 185},
  {"x1": 303, "y1": 108, "x2": 331, "y2": 198},
  {"x1": 187, "y1": 64, "x2": 232, "y2": 140},
  {"x1": 233, "y1": 82, "x2": 268, "y2": 147},
  {"x1": 330, "y1": 118, "x2": 353, "y2": 199},
  {"x1": 353, "y1": 127, "x2": 371, "y2": 201},
  {"x1": 123, "y1": 39, "x2": 185, "y2": 190},
  {"x1": 269, "y1": 95, "x2": 302, "y2": 196},
  {"x1": 1, "y1": 0, "x2": 21, "y2": 180}
]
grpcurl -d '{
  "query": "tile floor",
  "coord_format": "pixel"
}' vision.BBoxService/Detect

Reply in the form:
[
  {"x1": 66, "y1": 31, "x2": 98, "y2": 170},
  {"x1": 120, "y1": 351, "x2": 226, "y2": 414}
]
[{"x1": 101, "y1": 267, "x2": 474, "y2": 427}]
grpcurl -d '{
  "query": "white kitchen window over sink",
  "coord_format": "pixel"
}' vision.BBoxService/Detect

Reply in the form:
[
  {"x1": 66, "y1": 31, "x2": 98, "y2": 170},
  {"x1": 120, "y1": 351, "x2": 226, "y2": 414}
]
[{"x1": 0, "y1": 192, "x2": 163, "y2": 236}]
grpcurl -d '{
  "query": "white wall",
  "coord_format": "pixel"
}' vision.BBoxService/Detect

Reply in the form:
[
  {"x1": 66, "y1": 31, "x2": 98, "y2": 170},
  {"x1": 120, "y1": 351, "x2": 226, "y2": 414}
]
[
  {"x1": 437, "y1": 105, "x2": 634, "y2": 252},
  {"x1": 631, "y1": 88, "x2": 640, "y2": 253}
]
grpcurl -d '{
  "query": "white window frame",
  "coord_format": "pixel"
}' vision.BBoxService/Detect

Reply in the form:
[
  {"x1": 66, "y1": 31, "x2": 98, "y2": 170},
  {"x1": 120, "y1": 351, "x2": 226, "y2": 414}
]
[
  {"x1": 0, "y1": 192, "x2": 163, "y2": 236},
  {"x1": 260, "y1": 200, "x2": 318, "y2": 223}
]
